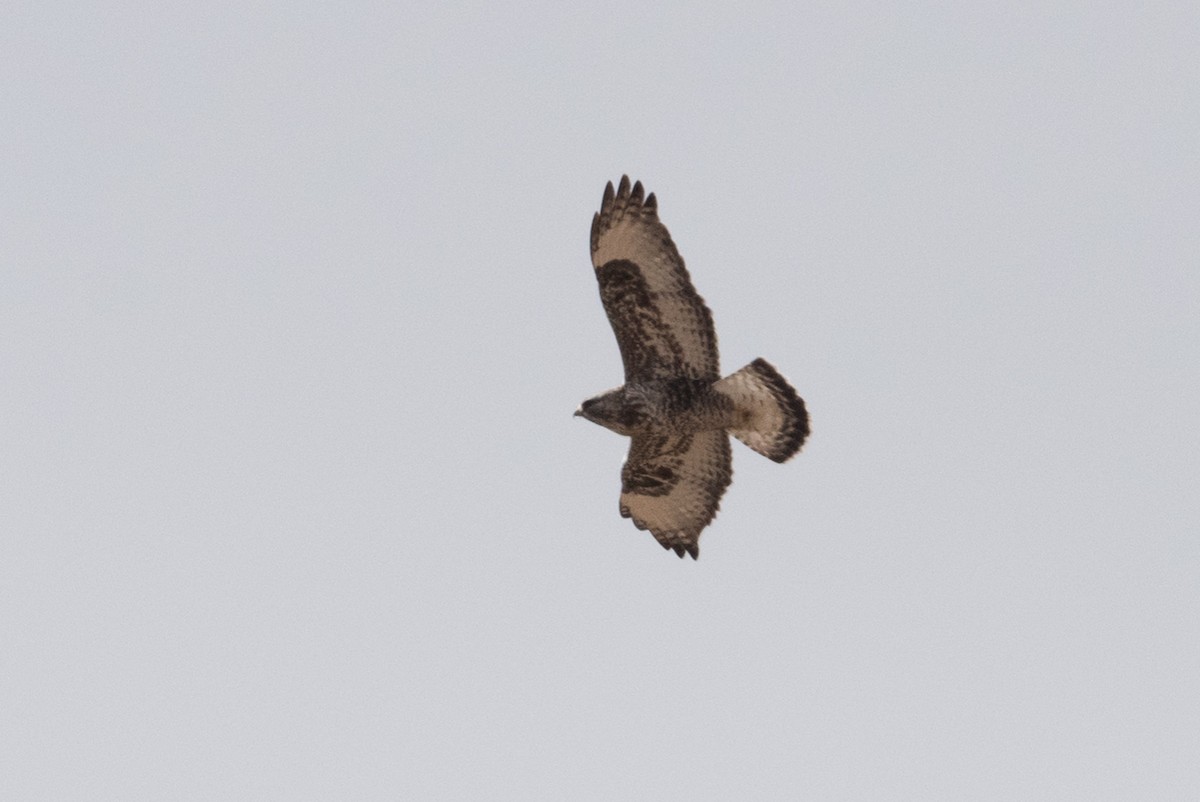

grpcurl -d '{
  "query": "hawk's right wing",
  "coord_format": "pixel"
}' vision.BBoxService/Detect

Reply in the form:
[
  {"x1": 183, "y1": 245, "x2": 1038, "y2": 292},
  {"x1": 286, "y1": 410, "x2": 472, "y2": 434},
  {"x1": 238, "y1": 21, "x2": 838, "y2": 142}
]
[
  {"x1": 620, "y1": 429, "x2": 732, "y2": 559},
  {"x1": 591, "y1": 176, "x2": 720, "y2": 383}
]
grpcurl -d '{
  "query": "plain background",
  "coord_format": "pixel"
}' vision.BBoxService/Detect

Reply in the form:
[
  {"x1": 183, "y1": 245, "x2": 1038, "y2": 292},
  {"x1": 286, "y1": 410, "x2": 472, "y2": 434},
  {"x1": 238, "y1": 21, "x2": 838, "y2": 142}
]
[{"x1": 3, "y1": 2, "x2": 1198, "y2": 799}]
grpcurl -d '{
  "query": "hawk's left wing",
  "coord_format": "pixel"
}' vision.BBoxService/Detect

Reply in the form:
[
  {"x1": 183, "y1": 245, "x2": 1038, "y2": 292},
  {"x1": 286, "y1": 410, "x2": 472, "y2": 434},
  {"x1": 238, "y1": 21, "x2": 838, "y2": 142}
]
[
  {"x1": 591, "y1": 176, "x2": 719, "y2": 383},
  {"x1": 620, "y1": 430, "x2": 732, "y2": 559}
]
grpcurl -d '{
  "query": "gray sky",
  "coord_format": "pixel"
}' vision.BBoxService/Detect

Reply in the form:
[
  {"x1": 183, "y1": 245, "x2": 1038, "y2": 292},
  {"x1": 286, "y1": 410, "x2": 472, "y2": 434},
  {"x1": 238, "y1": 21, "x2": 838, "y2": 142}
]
[{"x1": 4, "y1": 2, "x2": 1198, "y2": 798}]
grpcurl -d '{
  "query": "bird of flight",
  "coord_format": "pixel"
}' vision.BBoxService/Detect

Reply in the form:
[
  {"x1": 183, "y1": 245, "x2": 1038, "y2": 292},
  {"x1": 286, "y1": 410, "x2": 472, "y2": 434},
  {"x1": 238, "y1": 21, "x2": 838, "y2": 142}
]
[{"x1": 576, "y1": 176, "x2": 809, "y2": 559}]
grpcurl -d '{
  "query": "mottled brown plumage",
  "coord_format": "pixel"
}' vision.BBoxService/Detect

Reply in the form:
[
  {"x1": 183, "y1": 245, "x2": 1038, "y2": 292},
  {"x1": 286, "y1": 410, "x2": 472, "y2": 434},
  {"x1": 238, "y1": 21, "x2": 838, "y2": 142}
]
[{"x1": 577, "y1": 176, "x2": 809, "y2": 559}]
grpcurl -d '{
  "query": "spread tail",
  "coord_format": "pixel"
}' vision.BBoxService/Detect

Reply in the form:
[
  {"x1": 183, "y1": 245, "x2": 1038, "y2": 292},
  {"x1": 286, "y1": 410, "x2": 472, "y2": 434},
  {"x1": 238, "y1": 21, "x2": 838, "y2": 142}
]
[{"x1": 715, "y1": 358, "x2": 809, "y2": 463}]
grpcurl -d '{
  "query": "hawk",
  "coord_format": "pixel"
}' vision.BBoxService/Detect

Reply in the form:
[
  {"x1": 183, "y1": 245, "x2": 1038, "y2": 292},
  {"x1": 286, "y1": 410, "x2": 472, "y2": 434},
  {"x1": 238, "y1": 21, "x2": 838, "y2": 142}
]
[{"x1": 576, "y1": 176, "x2": 810, "y2": 559}]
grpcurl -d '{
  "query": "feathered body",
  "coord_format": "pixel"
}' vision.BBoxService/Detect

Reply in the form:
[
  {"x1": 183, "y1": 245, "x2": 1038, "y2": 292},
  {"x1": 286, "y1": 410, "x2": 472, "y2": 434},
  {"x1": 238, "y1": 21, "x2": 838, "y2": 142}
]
[{"x1": 577, "y1": 176, "x2": 809, "y2": 559}]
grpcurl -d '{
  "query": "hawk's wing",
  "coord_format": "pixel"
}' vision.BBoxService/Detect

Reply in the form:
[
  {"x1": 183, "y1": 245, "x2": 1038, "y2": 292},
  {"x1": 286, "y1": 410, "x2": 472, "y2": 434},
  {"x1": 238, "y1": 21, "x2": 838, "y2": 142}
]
[
  {"x1": 591, "y1": 176, "x2": 719, "y2": 383},
  {"x1": 620, "y1": 430, "x2": 732, "y2": 559}
]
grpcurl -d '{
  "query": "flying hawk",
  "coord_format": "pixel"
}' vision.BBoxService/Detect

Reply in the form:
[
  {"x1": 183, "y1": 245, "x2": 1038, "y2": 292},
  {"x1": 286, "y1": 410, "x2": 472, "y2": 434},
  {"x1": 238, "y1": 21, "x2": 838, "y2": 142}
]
[{"x1": 576, "y1": 176, "x2": 809, "y2": 559}]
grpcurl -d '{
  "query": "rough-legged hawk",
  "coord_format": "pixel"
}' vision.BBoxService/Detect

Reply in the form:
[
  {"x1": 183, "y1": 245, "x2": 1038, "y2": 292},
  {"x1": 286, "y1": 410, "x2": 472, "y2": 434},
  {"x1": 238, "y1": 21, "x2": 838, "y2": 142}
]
[{"x1": 576, "y1": 176, "x2": 809, "y2": 559}]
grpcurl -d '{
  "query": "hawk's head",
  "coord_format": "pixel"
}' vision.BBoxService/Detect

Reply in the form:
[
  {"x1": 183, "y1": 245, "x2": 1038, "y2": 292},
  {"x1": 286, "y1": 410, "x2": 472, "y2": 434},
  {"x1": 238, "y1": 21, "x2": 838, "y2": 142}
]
[{"x1": 575, "y1": 386, "x2": 647, "y2": 437}]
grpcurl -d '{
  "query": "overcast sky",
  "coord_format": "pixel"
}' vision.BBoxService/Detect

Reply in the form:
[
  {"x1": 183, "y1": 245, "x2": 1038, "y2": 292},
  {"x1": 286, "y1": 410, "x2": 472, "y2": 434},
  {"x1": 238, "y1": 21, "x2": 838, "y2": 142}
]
[{"x1": 4, "y1": 2, "x2": 1199, "y2": 799}]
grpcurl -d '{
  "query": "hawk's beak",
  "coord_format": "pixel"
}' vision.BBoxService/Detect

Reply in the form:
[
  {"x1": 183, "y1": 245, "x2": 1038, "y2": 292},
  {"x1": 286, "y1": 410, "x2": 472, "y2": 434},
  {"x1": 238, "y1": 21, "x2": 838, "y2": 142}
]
[{"x1": 573, "y1": 407, "x2": 583, "y2": 417}]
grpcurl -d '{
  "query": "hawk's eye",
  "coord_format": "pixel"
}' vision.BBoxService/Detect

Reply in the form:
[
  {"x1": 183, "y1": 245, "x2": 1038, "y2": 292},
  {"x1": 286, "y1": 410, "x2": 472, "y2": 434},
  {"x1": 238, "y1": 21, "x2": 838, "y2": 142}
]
[{"x1": 619, "y1": 407, "x2": 645, "y2": 427}]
